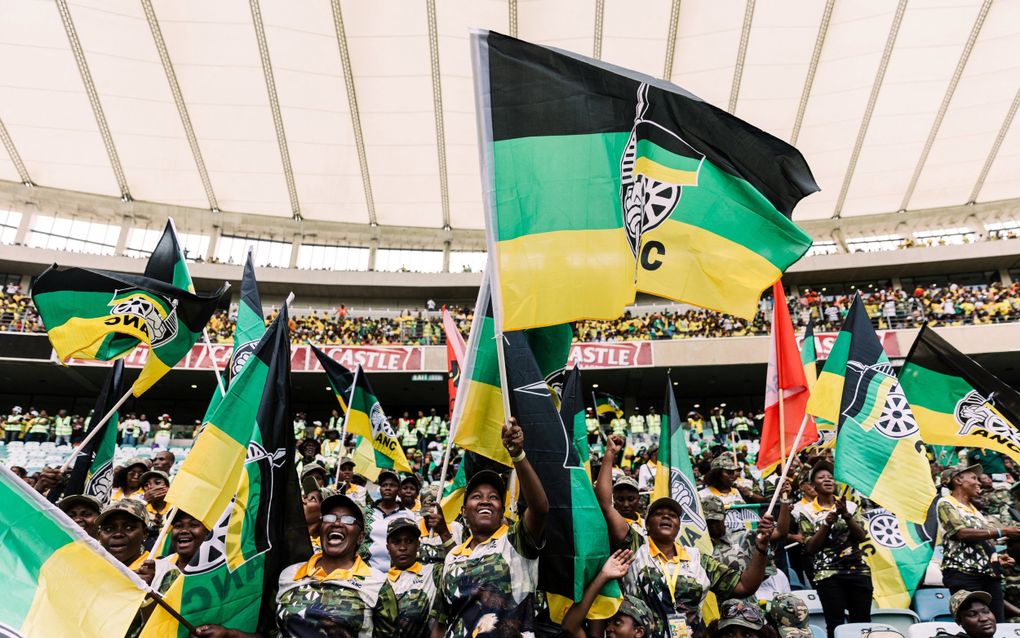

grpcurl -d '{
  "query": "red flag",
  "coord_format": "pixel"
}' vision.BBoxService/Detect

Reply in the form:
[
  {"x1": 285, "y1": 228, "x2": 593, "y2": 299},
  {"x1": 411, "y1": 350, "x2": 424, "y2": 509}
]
[
  {"x1": 758, "y1": 282, "x2": 817, "y2": 470},
  {"x1": 442, "y1": 307, "x2": 466, "y2": 417}
]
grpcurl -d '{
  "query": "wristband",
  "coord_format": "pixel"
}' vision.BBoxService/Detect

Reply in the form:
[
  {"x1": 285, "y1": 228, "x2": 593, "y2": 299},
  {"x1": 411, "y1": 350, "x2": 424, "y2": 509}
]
[{"x1": 511, "y1": 450, "x2": 526, "y2": 463}]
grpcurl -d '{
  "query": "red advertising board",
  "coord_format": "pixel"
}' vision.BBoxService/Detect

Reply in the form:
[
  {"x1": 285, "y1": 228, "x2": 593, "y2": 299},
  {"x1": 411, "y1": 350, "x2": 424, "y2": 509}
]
[
  {"x1": 64, "y1": 343, "x2": 425, "y2": 373},
  {"x1": 799, "y1": 331, "x2": 901, "y2": 359},
  {"x1": 567, "y1": 341, "x2": 653, "y2": 369}
]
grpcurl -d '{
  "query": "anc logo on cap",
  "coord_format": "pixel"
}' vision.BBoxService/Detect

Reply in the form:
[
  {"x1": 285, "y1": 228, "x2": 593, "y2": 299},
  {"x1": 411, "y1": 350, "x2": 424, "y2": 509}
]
[{"x1": 107, "y1": 288, "x2": 179, "y2": 348}]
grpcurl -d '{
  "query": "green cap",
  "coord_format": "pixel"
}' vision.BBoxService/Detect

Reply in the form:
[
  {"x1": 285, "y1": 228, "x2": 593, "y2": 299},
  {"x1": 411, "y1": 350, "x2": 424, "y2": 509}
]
[
  {"x1": 711, "y1": 452, "x2": 739, "y2": 471},
  {"x1": 701, "y1": 496, "x2": 725, "y2": 522},
  {"x1": 950, "y1": 590, "x2": 992, "y2": 619},
  {"x1": 386, "y1": 517, "x2": 421, "y2": 539},
  {"x1": 940, "y1": 463, "x2": 982, "y2": 487},
  {"x1": 96, "y1": 497, "x2": 148, "y2": 526},
  {"x1": 718, "y1": 599, "x2": 766, "y2": 632},
  {"x1": 769, "y1": 593, "x2": 811, "y2": 638},
  {"x1": 616, "y1": 595, "x2": 653, "y2": 627}
]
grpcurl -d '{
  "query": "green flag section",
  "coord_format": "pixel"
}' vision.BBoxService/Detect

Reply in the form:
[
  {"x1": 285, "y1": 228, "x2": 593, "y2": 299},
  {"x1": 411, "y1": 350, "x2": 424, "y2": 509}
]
[
  {"x1": 805, "y1": 295, "x2": 936, "y2": 524},
  {"x1": 60, "y1": 359, "x2": 125, "y2": 503},
  {"x1": 901, "y1": 325, "x2": 1020, "y2": 464},
  {"x1": 344, "y1": 365, "x2": 412, "y2": 473},
  {"x1": 473, "y1": 31, "x2": 816, "y2": 331},
  {"x1": 204, "y1": 249, "x2": 266, "y2": 422},
  {"x1": 504, "y1": 331, "x2": 620, "y2": 622},
  {"x1": 861, "y1": 507, "x2": 936, "y2": 608},
  {"x1": 653, "y1": 378, "x2": 713, "y2": 555},
  {"x1": 146, "y1": 219, "x2": 196, "y2": 293},
  {"x1": 451, "y1": 272, "x2": 573, "y2": 465},
  {"x1": 801, "y1": 319, "x2": 817, "y2": 390},
  {"x1": 595, "y1": 392, "x2": 623, "y2": 419},
  {"x1": 166, "y1": 306, "x2": 291, "y2": 529},
  {"x1": 143, "y1": 313, "x2": 310, "y2": 638},
  {"x1": 32, "y1": 266, "x2": 227, "y2": 396},
  {"x1": 0, "y1": 465, "x2": 148, "y2": 638},
  {"x1": 311, "y1": 343, "x2": 356, "y2": 415}
]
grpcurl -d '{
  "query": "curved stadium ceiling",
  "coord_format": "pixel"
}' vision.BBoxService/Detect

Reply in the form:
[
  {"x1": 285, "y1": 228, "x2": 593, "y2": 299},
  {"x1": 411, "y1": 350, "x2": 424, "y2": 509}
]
[{"x1": 0, "y1": 0, "x2": 1016, "y2": 234}]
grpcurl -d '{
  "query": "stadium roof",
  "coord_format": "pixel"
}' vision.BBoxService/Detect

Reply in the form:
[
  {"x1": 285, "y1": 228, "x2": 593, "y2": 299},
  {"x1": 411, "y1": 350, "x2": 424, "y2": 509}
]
[{"x1": 0, "y1": 0, "x2": 1017, "y2": 235}]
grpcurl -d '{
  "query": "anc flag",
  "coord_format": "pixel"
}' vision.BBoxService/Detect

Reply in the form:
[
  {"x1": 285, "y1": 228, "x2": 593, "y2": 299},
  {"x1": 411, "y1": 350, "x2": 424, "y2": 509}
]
[
  {"x1": 165, "y1": 306, "x2": 291, "y2": 529},
  {"x1": 901, "y1": 324, "x2": 1020, "y2": 464},
  {"x1": 58, "y1": 360, "x2": 125, "y2": 504},
  {"x1": 595, "y1": 393, "x2": 624, "y2": 419},
  {"x1": 204, "y1": 249, "x2": 265, "y2": 421},
  {"x1": 451, "y1": 271, "x2": 573, "y2": 465},
  {"x1": 32, "y1": 267, "x2": 227, "y2": 396},
  {"x1": 861, "y1": 506, "x2": 937, "y2": 608},
  {"x1": 147, "y1": 219, "x2": 196, "y2": 293},
  {"x1": 805, "y1": 295, "x2": 936, "y2": 523},
  {"x1": 654, "y1": 378, "x2": 712, "y2": 555},
  {"x1": 473, "y1": 31, "x2": 817, "y2": 331},
  {"x1": 344, "y1": 366, "x2": 411, "y2": 474},
  {"x1": 801, "y1": 318, "x2": 817, "y2": 390},
  {"x1": 143, "y1": 309, "x2": 310, "y2": 637},
  {"x1": 504, "y1": 330, "x2": 621, "y2": 621},
  {"x1": 311, "y1": 344, "x2": 355, "y2": 415},
  {"x1": 0, "y1": 464, "x2": 148, "y2": 638}
]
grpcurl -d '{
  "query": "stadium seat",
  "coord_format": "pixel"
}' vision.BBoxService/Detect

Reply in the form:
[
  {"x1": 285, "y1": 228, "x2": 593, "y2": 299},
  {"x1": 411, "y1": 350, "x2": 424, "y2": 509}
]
[
  {"x1": 907, "y1": 622, "x2": 960, "y2": 638},
  {"x1": 913, "y1": 588, "x2": 952, "y2": 622},
  {"x1": 833, "y1": 623, "x2": 898, "y2": 638},
  {"x1": 810, "y1": 625, "x2": 826, "y2": 638},
  {"x1": 870, "y1": 609, "x2": 921, "y2": 635},
  {"x1": 997, "y1": 624, "x2": 1020, "y2": 638}
]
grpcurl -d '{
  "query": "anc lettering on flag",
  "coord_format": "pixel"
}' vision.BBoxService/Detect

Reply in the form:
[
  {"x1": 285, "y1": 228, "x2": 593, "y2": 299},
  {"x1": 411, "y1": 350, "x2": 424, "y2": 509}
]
[
  {"x1": 451, "y1": 271, "x2": 573, "y2": 465},
  {"x1": 143, "y1": 309, "x2": 310, "y2": 638},
  {"x1": 861, "y1": 506, "x2": 937, "y2": 609},
  {"x1": 32, "y1": 267, "x2": 227, "y2": 397},
  {"x1": 504, "y1": 331, "x2": 621, "y2": 621},
  {"x1": 654, "y1": 377, "x2": 712, "y2": 555},
  {"x1": 344, "y1": 365, "x2": 412, "y2": 474},
  {"x1": 472, "y1": 31, "x2": 817, "y2": 331},
  {"x1": 595, "y1": 393, "x2": 624, "y2": 419},
  {"x1": 58, "y1": 360, "x2": 125, "y2": 504},
  {"x1": 166, "y1": 306, "x2": 291, "y2": 529},
  {"x1": 901, "y1": 325, "x2": 1020, "y2": 464},
  {"x1": 805, "y1": 295, "x2": 936, "y2": 524},
  {"x1": 0, "y1": 464, "x2": 148, "y2": 638},
  {"x1": 204, "y1": 249, "x2": 266, "y2": 421}
]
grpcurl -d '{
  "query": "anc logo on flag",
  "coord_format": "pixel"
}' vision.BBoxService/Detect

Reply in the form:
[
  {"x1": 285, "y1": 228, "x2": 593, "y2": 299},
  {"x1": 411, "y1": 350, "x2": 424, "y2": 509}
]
[
  {"x1": 955, "y1": 391, "x2": 1020, "y2": 449},
  {"x1": 620, "y1": 82, "x2": 705, "y2": 259},
  {"x1": 843, "y1": 360, "x2": 918, "y2": 439},
  {"x1": 670, "y1": 469, "x2": 706, "y2": 534},
  {"x1": 230, "y1": 339, "x2": 259, "y2": 377},
  {"x1": 107, "y1": 288, "x2": 179, "y2": 347}
]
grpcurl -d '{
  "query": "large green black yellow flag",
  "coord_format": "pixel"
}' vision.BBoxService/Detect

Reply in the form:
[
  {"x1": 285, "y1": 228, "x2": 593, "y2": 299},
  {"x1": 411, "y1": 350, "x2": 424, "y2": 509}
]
[
  {"x1": 344, "y1": 366, "x2": 412, "y2": 474},
  {"x1": 473, "y1": 31, "x2": 817, "y2": 331},
  {"x1": 901, "y1": 325, "x2": 1020, "y2": 463},
  {"x1": 805, "y1": 296, "x2": 936, "y2": 524},
  {"x1": 504, "y1": 331, "x2": 620, "y2": 622},
  {"x1": 32, "y1": 267, "x2": 227, "y2": 396}
]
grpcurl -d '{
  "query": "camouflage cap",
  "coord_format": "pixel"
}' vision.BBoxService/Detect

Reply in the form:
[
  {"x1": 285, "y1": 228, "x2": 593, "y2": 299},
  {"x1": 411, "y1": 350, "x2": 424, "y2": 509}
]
[
  {"x1": 386, "y1": 517, "x2": 420, "y2": 539},
  {"x1": 950, "y1": 590, "x2": 992, "y2": 619},
  {"x1": 300, "y1": 462, "x2": 327, "y2": 479},
  {"x1": 616, "y1": 595, "x2": 653, "y2": 627},
  {"x1": 718, "y1": 599, "x2": 766, "y2": 632},
  {"x1": 338, "y1": 456, "x2": 355, "y2": 468},
  {"x1": 95, "y1": 498, "x2": 148, "y2": 526},
  {"x1": 139, "y1": 469, "x2": 170, "y2": 486},
  {"x1": 613, "y1": 475, "x2": 640, "y2": 492},
  {"x1": 701, "y1": 496, "x2": 726, "y2": 521},
  {"x1": 57, "y1": 494, "x2": 103, "y2": 515},
  {"x1": 419, "y1": 486, "x2": 439, "y2": 510},
  {"x1": 122, "y1": 456, "x2": 149, "y2": 471},
  {"x1": 769, "y1": 593, "x2": 811, "y2": 638},
  {"x1": 711, "y1": 452, "x2": 740, "y2": 471},
  {"x1": 940, "y1": 463, "x2": 982, "y2": 487}
]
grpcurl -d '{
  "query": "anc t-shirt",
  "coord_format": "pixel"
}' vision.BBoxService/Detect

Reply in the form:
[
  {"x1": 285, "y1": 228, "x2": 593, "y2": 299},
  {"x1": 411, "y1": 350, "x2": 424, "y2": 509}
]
[
  {"x1": 388, "y1": 562, "x2": 440, "y2": 638},
  {"x1": 796, "y1": 499, "x2": 869, "y2": 582},
  {"x1": 276, "y1": 554, "x2": 398, "y2": 637},
  {"x1": 938, "y1": 495, "x2": 997, "y2": 577},
  {"x1": 431, "y1": 520, "x2": 543, "y2": 638}
]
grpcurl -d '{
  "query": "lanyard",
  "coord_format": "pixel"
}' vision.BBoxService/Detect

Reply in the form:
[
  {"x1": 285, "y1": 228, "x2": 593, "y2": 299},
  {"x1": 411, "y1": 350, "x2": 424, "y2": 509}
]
[{"x1": 658, "y1": 555, "x2": 682, "y2": 602}]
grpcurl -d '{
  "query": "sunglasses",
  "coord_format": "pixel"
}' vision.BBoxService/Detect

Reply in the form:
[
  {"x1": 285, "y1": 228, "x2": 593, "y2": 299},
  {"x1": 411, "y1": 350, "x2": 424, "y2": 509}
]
[{"x1": 321, "y1": 514, "x2": 360, "y2": 526}]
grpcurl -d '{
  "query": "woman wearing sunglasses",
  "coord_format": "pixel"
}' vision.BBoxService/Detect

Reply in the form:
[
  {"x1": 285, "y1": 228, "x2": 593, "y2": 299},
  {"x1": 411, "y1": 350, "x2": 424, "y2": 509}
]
[{"x1": 192, "y1": 491, "x2": 398, "y2": 637}]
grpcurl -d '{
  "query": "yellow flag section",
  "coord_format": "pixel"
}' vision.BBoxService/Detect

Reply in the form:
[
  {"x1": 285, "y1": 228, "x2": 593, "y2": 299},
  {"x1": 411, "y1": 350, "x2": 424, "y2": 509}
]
[
  {"x1": 0, "y1": 465, "x2": 148, "y2": 638},
  {"x1": 352, "y1": 434, "x2": 383, "y2": 483},
  {"x1": 860, "y1": 507, "x2": 935, "y2": 608},
  {"x1": 344, "y1": 365, "x2": 412, "y2": 474}
]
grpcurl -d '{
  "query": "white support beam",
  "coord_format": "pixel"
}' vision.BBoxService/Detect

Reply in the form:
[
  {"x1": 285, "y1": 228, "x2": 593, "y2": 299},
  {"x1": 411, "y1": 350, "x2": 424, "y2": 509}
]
[
  {"x1": 662, "y1": 0, "x2": 682, "y2": 81},
  {"x1": 426, "y1": 0, "x2": 451, "y2": 230},
  {"x1": 790, "y1": 0, "x2": 834, "y2": 146},
  {"x1": 832, "y1": 0, "x2": 908, "y2": 219},
  {"x1": 508, "y1": 0, "x2": 518, "y2": 37},
  {"x1": 970, "y1": 87, "x2": 1020, "y2": 204},
  {"x1": 248, "y1": 0, "x2": 301, "y2": 221},
  {"x1": 728, "y1": 0, "x2": 755, "y2": 114},
  {"x1": 593, "y1": 0, "x2": 605, "y2": 60},
  {"x1": 0, "y1": 117, "x2": 31, "y2": 186}
]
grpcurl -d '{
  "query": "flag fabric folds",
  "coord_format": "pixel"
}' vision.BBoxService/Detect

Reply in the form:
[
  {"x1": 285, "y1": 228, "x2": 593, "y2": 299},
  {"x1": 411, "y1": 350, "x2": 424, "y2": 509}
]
[
  {"x1": 653, "y1": 378, "x2": 713, "y2": 555},
  {"x1": 595, "y1": 393, "x2": 624, "y2": 419},
  {"x1": 311, "y1": 344, "x2": 356, "y2": 415},
  {"x1": 861, "y1": 507, "x2": 937, "y2": 609},
  {"x1": 344, "y1": 365, "x2": 412, "y2": 474},
  {"x1": 758, "y1": 283, "x2": 817, "y2": 470},
  {"x1": 503, "y1": 331, "x2": 620, "y2": 621},
  {"x1": 473, "y1": 30, "x2": 816, "y2": 331},
  {"x1": 0, "y1": 464, "x2": 148, "y2": 638},
  {"x1": 443, "y1": 307, "x2": 466, "y2": 420},
  {"x1": 805, "y1": 295, "x2": 936, "y2": 523},
  {"x1": 204, "y1": 249, "x2": 265, "y2": 421},
  {"x1": 901, "y1": 324, "x2": 1020, "y2": 464},
  {"x1": 61, "y1": 359, "x2": 125, "y2": 503},
  {"x1": 165, "y1": 306, "x2": 291, "y2": 529},
  {"x1": 451, "y1": 272, "x2": 573, "y2": 465}
]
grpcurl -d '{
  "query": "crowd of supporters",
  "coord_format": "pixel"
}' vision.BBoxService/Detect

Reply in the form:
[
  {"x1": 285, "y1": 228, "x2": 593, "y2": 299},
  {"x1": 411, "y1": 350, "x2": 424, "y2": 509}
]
[{"x1": 4, "y1": 281, "x2": 1020, "y2": 346}]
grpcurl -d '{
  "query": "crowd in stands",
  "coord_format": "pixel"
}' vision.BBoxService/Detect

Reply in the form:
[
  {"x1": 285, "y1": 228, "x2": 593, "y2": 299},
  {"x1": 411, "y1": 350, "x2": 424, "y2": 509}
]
[{"x1": 4, "y1": 281, "x2": 1020, "y2": 346}]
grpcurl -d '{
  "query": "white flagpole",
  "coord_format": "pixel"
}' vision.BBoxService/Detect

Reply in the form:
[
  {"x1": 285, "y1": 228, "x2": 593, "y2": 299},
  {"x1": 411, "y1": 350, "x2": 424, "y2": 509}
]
[
  {"x1": 60, "y1": 387, "x2": 133, "y2": 472},
  {"x1": 765, "y1": 413, "x2": 810, "y2": 516}
]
